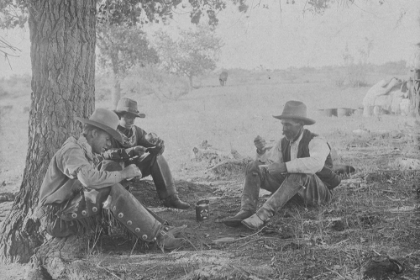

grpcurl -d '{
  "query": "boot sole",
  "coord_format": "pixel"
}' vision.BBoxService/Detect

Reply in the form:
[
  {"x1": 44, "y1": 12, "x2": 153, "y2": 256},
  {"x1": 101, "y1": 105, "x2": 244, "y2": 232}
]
[
  {"x1": 222, "y1": 220, "x2": 245, "y2": 227},
  {"x1": 241, "y1": 220, "x2": 258, "y2": 230}
]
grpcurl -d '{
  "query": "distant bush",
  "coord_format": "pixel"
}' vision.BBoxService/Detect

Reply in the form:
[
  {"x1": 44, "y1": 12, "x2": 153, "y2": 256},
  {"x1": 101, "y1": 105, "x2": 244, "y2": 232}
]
[
  {"x1": 0, "y1": 84, "x2": 9, "y2": 97},
  {"x1": 375, "y1": 60, "x2": 408, "y2": 75},
  {"x1": 96, "y1": 88, "x2": 111, "y2": 102},
  {"x1": 299, "y1": 66, "x2": 316, "y2": 73},
  {"x1": 95, "y1": 72, "x2": 114, "y2": 102},
  {"x1": 5, "y1": 74, "x2": 31, "y2": 88},
  {"x1": 121, "y1": 65, "x2": 190, "y2": 101},
  {"x1": 0, "y1": 74, "x2": 31, "y2": 98},
  {"x1": 346, "y1": 64, "x2": 369, "y2": 87},
  {"x1": 331, "y1": 64, "x2": 369, "y2": 88}
]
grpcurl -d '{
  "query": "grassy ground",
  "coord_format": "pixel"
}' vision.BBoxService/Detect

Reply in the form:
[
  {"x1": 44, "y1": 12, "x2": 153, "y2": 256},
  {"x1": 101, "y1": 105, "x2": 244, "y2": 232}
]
[{"x1": 1, "y1": 70, "x2": 419, "y2": 279}]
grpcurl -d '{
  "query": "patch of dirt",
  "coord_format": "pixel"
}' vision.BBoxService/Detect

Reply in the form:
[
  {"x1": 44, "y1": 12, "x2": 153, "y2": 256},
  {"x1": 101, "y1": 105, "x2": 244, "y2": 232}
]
[
  {"x1": 44, "y1": 166, "x2": 418, "y2": 280},
  {"x1": 3, "y1": 160, "x2": 420, "y2": 279}
]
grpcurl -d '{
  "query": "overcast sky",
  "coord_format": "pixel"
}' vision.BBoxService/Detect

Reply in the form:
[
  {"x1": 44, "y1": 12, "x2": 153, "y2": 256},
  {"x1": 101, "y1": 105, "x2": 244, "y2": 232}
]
[
  {"x1": 1, "y1": 0, "x2": 419, "y2": 78},
  {"x1": 213, "y1": 0, "x2": 420, "y2": 69}
]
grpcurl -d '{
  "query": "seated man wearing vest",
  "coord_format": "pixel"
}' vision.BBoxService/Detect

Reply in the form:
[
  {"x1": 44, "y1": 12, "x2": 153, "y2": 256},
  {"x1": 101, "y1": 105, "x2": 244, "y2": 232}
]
[{"x1": 221, "y1": 100, "x2": 341, "y2": 230}]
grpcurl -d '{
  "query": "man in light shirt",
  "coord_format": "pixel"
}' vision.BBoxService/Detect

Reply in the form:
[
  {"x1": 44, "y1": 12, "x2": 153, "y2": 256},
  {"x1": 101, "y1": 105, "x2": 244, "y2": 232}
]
[
  {"x1": 221, "y1": 100, "x2": 341, "y2": 230},
  {"x1": 36, "y1": 108, "x2": 184, "y2": 250}
]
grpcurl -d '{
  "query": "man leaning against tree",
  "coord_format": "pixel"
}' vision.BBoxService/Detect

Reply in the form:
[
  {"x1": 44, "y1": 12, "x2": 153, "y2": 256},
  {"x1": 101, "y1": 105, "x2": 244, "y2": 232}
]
[
  {"x1": 221, "y1": 100, "x2": 341, "y2": 229},
  {"x1": 35, "y1": 108, "x2": 184, "y2": 250}
]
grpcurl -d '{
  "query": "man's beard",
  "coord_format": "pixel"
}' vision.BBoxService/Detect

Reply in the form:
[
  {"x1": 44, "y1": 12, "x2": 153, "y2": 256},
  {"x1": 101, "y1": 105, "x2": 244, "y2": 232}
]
[
  {"x1": 283, "y1": 128, "x2": 302, "y2": 141},
  {"x1": 283, "y1": 131, "x2": 294, "y2": 141}
]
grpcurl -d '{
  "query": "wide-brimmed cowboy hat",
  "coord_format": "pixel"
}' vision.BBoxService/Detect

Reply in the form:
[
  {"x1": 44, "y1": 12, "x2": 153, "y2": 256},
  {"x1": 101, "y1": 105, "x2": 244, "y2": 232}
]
[
  {"x1": 273, "y1": 100, "x2": 315, "y2": 125},
  {"x1": 114, "y1": 97, "x2": 145, "y2": 118},
  {"x1": 75, "y1": 108, "x2": 122, "y2": 142}
]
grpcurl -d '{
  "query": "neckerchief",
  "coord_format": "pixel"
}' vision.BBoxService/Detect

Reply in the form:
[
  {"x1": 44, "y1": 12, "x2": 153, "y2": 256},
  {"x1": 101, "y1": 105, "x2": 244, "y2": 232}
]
[{"x1": 117, "y1": 125, "x2": 137, "y2": 147}]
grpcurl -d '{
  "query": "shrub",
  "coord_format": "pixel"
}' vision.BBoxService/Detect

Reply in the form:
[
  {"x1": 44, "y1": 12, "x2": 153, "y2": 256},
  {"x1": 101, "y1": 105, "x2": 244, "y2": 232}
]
[
  {"x1": 0, "y1": 84, "x2": 9, "y2": 97},
  {"x1": 121, "y1": 65, "x2": 190, "y2": 101},
  {"x1": 331, "y1": 64, "x2": 369, "y2": 88}
]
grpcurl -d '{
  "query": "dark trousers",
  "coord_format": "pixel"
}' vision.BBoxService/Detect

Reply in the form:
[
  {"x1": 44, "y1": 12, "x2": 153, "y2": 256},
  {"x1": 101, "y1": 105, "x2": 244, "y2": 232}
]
[
  {"x1": 241, "y1": 160, "x2": 332, "y2": 218},
  {"x1": 101, "y1": 153, "x2": 177, "y2": 200}
]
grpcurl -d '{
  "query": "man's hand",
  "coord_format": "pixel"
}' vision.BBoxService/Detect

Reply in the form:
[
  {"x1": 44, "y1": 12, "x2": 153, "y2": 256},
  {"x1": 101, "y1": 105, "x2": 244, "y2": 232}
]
[
  {"x1": 254, "y1": 135, "x2": 268, "y2": 154},
  {"x1": 133, "y1": 146, "x2": 147, "y2": 156},
  {"x1": 121, "y1": 164, "x2": 142, "y2": 180},
  {"x1": 102, "y1": 149, "x2": 130, "y2": 161},
  {"x1": 156, "y1": 139, "x2": 165, "y2": 155},
  {"x1": 147, "y1": 139, "x2": 165, "y2": 155},
  {"x1": 267, "y1": 162, "x2": 287, "y2": 175}
]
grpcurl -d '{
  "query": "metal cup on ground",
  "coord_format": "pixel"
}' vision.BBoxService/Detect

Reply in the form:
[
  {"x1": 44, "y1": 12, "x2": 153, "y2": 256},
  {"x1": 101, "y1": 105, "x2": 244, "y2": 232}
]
[{"x1": 195, "y1": 199, "x2": 209, "y2": 222}]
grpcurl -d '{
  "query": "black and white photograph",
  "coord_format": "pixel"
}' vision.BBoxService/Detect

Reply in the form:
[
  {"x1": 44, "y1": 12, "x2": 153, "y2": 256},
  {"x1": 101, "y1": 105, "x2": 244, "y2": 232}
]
[{"x1": 1, "y1": 0, "x2": 420, "y2": 279}]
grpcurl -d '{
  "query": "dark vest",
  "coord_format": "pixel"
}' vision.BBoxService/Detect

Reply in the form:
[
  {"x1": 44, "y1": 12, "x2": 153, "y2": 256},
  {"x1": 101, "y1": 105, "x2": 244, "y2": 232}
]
[{"x1": 281, "y1": 129, "x2": 341, "y2": 189}]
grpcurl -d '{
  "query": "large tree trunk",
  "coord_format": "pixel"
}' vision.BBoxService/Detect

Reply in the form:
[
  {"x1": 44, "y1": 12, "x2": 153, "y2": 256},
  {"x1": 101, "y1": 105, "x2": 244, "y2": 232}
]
[{"x1": 0, "y1": 0, "x2": 96, "y2": 264}]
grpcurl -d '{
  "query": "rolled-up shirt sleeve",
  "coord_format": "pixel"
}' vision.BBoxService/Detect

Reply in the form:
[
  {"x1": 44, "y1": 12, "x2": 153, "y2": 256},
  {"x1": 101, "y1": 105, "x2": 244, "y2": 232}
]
[
  {"x1": 59, "y1": 147, "x2": 123, "y2": 189},
  {"x1": 285, "y1": 137, "x2": 330, "y2": 174}
]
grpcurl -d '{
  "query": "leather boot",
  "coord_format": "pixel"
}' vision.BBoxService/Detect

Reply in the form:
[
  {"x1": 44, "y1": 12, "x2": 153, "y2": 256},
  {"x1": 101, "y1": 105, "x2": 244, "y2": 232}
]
[
  {"x1": 163, "y1": 195, "x2": 190, "y2": 209},
  {"x1": 156, "y1": 225, "x2": 186, "y2": 251},
  {"x1": 241, "y1": 208, "x2": 272, "y2": 230},
  {"x1": 149, "y1": 155, "x2": 174, "y2": 199},
  {"x1": 150, "y1": 155, "x2": 190, "y2": 209},
  {"x1": 221, "y1": 210, "x2": 253, "y2": 227}
]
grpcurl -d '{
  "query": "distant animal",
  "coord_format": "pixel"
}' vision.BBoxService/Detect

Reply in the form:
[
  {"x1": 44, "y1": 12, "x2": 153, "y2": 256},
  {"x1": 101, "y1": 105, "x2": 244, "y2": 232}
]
[
  {"x1": 219, "y1": 71, "x2": 228, "y2": 86},
  {"x1": 363, "y1": 77, "x2": 413, "y2": 116}
]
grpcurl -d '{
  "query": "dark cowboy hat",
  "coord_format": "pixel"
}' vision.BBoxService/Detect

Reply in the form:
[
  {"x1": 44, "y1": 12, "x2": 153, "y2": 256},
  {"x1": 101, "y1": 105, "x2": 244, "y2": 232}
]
[
  {"x1": 75, "y1": 108, "x2": 122, "y2": 142},
  {"x1": 273, "y1": 100, "x2": 315, "y2": 125},
  {"x1": 114, "y1": 97, "x2": 146, "y2": 118}
]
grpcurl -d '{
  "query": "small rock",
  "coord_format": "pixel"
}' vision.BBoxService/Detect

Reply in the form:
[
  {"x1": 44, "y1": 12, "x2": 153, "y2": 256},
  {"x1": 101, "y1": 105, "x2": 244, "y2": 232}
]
[
  {"x1": 362, "y1": 257, "x2": 404, "y2": 280},
  {"x1": 331, "y1": 220, "x2": 345, "y2": 231}
]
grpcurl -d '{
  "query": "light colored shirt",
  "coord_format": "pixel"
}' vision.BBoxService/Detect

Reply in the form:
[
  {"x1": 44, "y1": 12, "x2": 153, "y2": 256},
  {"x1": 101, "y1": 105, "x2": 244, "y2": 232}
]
[
  {"x1": 39, "y1": 135, "x2": 123, "y2": 205},
  {"x1": 256, "y1": 132, "x2": 330, "y2": 175}
]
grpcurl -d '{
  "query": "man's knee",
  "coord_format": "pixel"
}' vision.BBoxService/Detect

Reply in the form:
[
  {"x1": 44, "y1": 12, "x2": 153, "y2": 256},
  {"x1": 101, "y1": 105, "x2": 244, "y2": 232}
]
[
  {"x1": 245, "y1": 160, "x2": 261, "y2": 175},
  {"x1": 110, "y1": 183, "x2": 128, "y2": 195},
  {"x1": 286, "y1": 173, "x2": 311, "y2": 185}
]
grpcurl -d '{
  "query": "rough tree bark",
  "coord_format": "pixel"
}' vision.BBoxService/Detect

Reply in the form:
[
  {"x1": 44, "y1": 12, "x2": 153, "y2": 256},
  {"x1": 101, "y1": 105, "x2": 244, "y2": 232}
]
[{"x1": 0, "y1": 0, "x2": 96, "y2": 264}]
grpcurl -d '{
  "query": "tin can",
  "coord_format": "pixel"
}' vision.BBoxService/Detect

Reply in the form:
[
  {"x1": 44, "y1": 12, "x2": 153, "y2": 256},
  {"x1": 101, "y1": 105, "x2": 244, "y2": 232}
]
[{"x1": 195, "y1": 199, "x2": 209, "y2": 222}]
